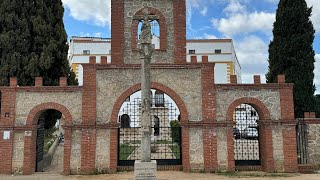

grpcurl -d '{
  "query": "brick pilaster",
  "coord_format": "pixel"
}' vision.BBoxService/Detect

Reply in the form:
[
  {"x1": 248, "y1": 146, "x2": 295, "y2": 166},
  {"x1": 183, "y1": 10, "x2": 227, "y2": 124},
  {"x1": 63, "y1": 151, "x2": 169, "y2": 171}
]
[
  {"x1": 0, "y1": 130, "x2": 14, "y2": 174},
  {"x1": 35, "y1": 77, "x2": 43, "y2": 87},
  {"x1": 173, "y1": 0, "x2": 186, "y2": 64},
  {"x1": 259, "y1": 125, "x2": 275, "y2": 172},
  {"x1": 201, "y1": 64, "x2": 216, "y2": 122},
  {"x1": 81, "y1": 63, "x2": 97, "y2": 173},
  {"x1": 111, "y1": 0, "x2": 124, "y2": 64},
  {"x1": 282, "y1": 125, "x2": 298, "y2": 172},
  {"x1": 81, "y1": 129, "x2": 96, "y2": 174},
  {"x1": 109, "y1": 128, "x2": 118, "y2": 172},
  {"x1": 23, "y1": 130, "x2": 37, "y2": 175},
  {"x1": 63, "y1": 128, "x2": 72, "y2": 175},
  {"x1": 182, "y1": 127, "x2": 190, "y2": 172},
  {"x1": 201, "y1": 64, "x2": 217, "y2": 171},
  {"x1": 0, "y1": 88, "x2": 16, "y2": 174},
  {"x1": 203, "y1": 128, "x2": 217, "y2": 172}
]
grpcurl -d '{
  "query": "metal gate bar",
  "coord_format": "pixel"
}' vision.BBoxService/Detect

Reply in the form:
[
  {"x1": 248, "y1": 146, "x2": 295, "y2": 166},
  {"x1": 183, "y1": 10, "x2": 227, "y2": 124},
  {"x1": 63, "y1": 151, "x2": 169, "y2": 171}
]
[{"x1": 297, "y1": 118, "x2": 308, "y2": 164}]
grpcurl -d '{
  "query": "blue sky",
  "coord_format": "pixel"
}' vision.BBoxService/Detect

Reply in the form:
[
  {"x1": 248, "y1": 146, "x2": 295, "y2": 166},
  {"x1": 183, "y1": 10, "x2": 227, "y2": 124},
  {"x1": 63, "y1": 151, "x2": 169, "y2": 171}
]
[{"x1": 62, "y1": 0, "x2": 320, "y2": 94}]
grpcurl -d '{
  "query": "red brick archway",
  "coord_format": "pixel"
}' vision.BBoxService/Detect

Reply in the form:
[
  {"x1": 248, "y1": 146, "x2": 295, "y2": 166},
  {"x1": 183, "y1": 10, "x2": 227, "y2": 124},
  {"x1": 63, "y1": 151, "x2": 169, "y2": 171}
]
[
  {"x1": 225, "y1": 97, "x2": 274, "y2": 172},
  {"x1": 23, "y1": 102, "x2": 72, "y2": 175},
  {"x1": 226, "y1": 97, "x2": 271, "y2": 121},
  {"x1": 110, "y1": 82, "x2": 188, "y2": 124},
  {"x1": 109, "y1": 82, "x2": 189, "y2": 171},
  {"x1": 26, "y1": 102, "x2": 73, "y2": 126},
  {"x1": 131, "y1": 7, "x2": 167, "y2": 50}
]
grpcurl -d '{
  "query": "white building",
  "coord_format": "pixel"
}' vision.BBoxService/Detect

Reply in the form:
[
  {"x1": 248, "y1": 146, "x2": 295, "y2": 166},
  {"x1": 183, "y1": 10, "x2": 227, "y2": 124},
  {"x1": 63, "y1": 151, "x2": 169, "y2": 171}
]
[
  {"x1": 186, "y1": 39, "x2": 241, "y2": 83},
  {"x1": 68, "y1": 36, "x2": 241, "y2": 85},
  {"x1": 68, "y1": 37, "x2": 112, "y2": 85}
]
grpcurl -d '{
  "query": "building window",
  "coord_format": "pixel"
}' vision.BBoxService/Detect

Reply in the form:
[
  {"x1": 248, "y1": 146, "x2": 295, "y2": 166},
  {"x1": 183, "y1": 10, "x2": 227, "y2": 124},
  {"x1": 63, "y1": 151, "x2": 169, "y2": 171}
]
[
  {"x1": 215, "y1": 49, "x2": 222, "y2": 54},
  {"x1": 83, "y1": 50, "x2": 90, "y2": 55},
  {"x1": 189, "y1": 50, "x2": 196, "y2": 54}
]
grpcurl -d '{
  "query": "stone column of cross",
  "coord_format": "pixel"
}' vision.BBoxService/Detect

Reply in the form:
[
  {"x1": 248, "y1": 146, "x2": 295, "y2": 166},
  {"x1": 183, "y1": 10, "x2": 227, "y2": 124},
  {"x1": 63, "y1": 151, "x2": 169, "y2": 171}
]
[{"x1": 137, "y1": 12, "x2": 157, "y2": 162}]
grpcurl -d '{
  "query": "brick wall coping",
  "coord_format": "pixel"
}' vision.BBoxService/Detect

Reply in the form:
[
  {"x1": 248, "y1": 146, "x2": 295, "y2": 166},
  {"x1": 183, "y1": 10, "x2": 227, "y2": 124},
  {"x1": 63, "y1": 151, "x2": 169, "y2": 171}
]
[
  {"x1": 303, "y1": 119, "x2": 320, "y2": 124},
  {"x1": 93, "y1": 63, "x2": 209, "y2": 70},
  {"x1": 216, "y1": 83, "x2": 294, "y2": 90},
  {"x1": 0, "y1": 86, "x2": 82, "y2": 92}
]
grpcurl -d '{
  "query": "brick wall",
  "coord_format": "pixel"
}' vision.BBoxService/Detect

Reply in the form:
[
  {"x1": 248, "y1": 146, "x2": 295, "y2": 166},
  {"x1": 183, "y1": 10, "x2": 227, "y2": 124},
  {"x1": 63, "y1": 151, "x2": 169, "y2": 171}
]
[
  {"x1": 81, "y1": 61, "x2": 97, "y2": 173},
  {"x1": 173, "y1": 0, "x2": 186, "y2": 64},
  {"x1": 111, "y1": 0, "x2": 124, "y2": 64}
]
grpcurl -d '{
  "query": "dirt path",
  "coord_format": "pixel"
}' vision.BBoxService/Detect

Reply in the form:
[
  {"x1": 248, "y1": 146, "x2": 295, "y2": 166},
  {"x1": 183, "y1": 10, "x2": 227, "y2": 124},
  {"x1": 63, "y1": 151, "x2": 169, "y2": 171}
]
[
  {"x1": 1, "y1": 171, "x2": 320, "y2": 180},
  {"x1": 43, "y1": 143, "x2": 64, "y2": 174}
]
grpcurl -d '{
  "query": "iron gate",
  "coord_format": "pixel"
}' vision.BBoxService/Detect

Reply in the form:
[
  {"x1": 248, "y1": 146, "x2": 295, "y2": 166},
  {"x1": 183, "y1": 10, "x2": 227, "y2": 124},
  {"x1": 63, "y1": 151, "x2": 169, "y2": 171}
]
[
  {"x1": 36, "y1": 115, "x2": 45, "y2": 172},
  {"x1": 296, "y1": 118, "x2": 308, "y2": 164},
  {"x1": 233, "y1": 104, "x2": 261, "y2": 166},
  {"x1": 118, "y1": 96, "x2": 181, "y2": 166}
]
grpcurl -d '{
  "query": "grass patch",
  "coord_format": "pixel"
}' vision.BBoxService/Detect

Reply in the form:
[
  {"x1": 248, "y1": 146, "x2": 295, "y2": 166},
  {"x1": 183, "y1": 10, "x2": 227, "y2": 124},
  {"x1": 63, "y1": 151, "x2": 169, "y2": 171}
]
[
  {"x1": 216, "y1": 171, "x2": 299, "y2": 178},
  {"x1": 119, "y1": 144, "x2": 136, "y2": 160},
  {"x1": 156, "y1": 140, "x2": 172, "y2": 144},
  {"x1": 43, "y1": 135, "x2": 55, "y2": 154}
]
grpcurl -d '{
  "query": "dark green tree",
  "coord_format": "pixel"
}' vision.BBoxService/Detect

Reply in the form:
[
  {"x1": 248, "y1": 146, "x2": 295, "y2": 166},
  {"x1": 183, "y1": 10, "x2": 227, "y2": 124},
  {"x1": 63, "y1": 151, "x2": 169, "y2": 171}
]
[
  {"x1": 266, "y1": 0, "x2": 316, "y2": 118},
  {"x1": 0, "y1": 0, "x2": 31, "y2": 85},
  {"x1": 0, "y1": 0, "x2": 77, "y2": 86},
  {"x1": 315, "y1": 95, "x2": 320, "y2": 118}
]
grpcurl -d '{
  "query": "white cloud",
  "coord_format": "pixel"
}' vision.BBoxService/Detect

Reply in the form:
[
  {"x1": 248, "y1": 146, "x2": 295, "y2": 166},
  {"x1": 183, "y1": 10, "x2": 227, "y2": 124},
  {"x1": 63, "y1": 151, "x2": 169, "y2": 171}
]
[
  {"x1": 212, "y1": 11, "x2": 275, "y2": 37},
  {"x1": 62, "y1": 0, "x2": 111, "y2": 27},
  {"x1": 79, "y1": 32, "x2": 102, "y2": 37},
  {"x1": 223, "y1": 0, "x2": 246, "y2": 14},
  {"x1": 233, "y1": 35, "x2": 269, "y2": 84},
  {"x1": 307, "y1": 0, "x2": 320, "y2": 34},
  {"x1": 204, "y1": 33, "x2": 218, "y2": 39},
  {"x1": 235, "y1": 35, "x2": 269, "y2": 65},
  {"x1": 200, "y1": 7, "x2": 208, "y2": 16}
]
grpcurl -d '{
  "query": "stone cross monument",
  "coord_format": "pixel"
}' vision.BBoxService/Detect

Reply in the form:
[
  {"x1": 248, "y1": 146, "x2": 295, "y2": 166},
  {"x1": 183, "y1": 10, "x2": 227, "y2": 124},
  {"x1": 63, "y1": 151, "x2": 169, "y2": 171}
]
[
  {"x1": 134, "y1": 10, "x2": 157, "y2": 180},
  {"x1": 139, "y1": 12, "x2": 154, "y2": 162}
]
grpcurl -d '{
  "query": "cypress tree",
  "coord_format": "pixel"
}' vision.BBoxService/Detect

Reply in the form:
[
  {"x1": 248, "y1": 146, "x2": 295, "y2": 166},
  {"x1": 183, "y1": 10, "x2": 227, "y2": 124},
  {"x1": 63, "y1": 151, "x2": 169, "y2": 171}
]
[
  {"x1": 0, "y1": 0, "x2": 31, "y2": 85},
  {"x1": 266, "y1": 0, "x2": 316, "y2": 118},
  {"x1": 0, "y1": 0, "x2": 77, "y2": 86},
  {"x1": 316, "y1": 95, "x2": 320, "y2": 118}
]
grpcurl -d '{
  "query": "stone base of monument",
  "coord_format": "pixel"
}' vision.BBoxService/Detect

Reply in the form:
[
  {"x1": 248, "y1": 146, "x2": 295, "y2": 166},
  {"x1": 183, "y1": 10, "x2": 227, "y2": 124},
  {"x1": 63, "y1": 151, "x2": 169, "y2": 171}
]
[{"x1": 134, "y1": 160, "x2": 157, "y2": 180}]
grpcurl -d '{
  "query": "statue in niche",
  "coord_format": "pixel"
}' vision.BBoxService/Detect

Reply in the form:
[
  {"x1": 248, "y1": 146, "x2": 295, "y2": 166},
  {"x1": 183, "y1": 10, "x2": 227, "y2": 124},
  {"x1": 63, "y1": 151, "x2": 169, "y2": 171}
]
[
  {"x1": 139, "y1": 11, "x2": 154, "y2": 59},
  {"x1": 140, "y1": 12, "x2": 152, "y2": 44}
]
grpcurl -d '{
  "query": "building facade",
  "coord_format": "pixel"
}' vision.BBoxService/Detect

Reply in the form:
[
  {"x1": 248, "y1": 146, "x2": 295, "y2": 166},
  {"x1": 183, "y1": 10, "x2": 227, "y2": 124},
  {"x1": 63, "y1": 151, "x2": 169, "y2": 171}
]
[{"x1": 69, "y1": 37, "x2": 241, "y2": 85}]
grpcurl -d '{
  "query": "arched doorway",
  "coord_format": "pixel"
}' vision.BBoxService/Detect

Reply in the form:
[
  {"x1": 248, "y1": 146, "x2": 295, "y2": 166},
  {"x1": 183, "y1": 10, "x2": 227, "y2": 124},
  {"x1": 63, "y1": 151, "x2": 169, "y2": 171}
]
[
  {"x1": 34, "y1": 109, "x2": 65, "y2": 173},
  {"x1": 24, "y1": 103, "x2": 72, "y2": 175},
  {"x1": 233, "y1": 104, "x2": 261, "y2": 166},
  {"x1": 117, "y1": 89, "x2": 181, "y2": 166}
]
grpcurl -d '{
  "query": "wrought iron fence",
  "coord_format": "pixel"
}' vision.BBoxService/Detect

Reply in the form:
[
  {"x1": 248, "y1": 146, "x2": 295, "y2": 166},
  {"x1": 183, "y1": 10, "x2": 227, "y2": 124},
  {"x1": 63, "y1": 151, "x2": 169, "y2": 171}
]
[
  {"x1": 118, "y1": 97, "x2": 181, "y2": 166},
  {"x1": 233, "y1": 104, "x2": 261, "y2": 166},
  {"x1": 296, "y1": 118, "x2": 308, "y2": 164}
]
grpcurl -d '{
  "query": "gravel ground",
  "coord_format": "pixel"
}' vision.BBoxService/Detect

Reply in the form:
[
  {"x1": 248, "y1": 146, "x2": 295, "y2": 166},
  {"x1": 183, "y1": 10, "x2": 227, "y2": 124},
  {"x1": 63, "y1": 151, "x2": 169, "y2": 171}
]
[{"x1": 1, "y1": 171, "x2": 320, "y2": 180}]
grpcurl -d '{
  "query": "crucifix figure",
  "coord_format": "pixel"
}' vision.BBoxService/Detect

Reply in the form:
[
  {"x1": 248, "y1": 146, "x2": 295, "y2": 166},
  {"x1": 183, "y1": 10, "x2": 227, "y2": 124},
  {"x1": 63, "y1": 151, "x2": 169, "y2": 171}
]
[{"x1": 138, "y1": 10, "x2": 157, "y2": 162}]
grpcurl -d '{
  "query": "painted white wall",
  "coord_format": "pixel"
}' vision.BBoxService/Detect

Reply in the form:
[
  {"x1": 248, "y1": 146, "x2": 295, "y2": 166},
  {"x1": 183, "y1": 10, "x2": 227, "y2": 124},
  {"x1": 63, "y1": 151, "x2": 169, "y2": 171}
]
[
  {"x1": 214, "y1": 64, "x2": 228, "y2": 84},
  {"x1": 186, "y1": 42, "x2": 232, "y2": 54}
]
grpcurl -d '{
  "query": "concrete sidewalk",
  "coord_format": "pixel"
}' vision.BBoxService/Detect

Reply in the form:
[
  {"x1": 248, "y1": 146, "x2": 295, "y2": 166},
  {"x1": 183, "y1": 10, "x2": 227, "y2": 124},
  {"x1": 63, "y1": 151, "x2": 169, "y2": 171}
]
[{"x1": 1, "y1": 171, "x2": 320, "y2": 180}]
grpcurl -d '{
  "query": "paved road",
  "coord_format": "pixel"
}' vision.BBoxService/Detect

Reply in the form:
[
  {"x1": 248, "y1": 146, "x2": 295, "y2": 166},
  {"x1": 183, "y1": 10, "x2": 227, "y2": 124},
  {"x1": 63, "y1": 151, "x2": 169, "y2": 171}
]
[{"x1": 1, "y1": 171, "x2": 320, "y2": 180}]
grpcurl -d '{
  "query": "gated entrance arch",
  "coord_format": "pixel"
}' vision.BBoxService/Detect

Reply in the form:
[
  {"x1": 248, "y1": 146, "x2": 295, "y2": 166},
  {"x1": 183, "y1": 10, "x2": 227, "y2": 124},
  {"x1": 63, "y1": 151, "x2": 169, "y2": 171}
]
[
  {"x1": 233, "y1": 104, "x2": 261, "y2": 166},
  {"x1": 117, "y1": 90, "x2": 182, "y2": 166},
  {"x1": 23, "y1": 103, "x2": 72, "y2": 174}
]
